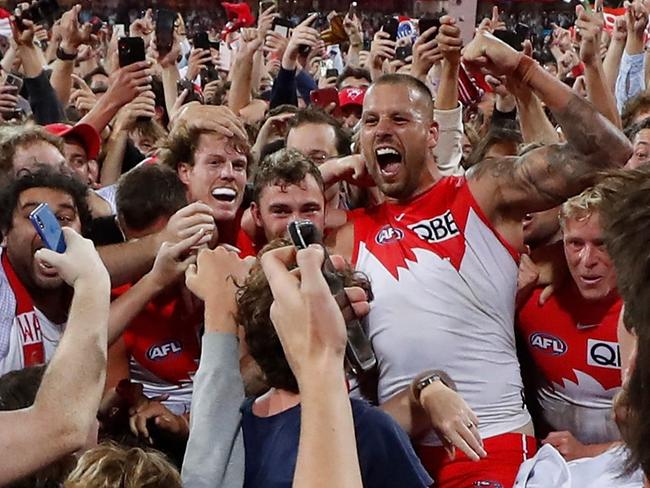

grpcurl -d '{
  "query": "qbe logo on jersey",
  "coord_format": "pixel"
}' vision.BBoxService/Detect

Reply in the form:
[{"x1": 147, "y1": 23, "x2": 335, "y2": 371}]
[
  {"x1": 587, "y1": 339, "x2": 621, "y2": 370},
  {"x1": 407, "y1": 210, "x2": 459, "y2": 243}
]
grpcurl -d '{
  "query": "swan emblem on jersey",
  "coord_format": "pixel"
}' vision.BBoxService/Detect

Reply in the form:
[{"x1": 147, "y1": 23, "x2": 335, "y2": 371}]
[
  {"x1": 147, "y1": 341, "x2": 182, "y2": 360},
  {"x1": 530, "y1": 332, "x2": 567, "y2": 356}
]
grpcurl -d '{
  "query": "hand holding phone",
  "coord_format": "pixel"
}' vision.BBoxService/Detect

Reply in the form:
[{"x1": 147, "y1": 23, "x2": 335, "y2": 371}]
[
  {"x1": 310, "y1": 87, "x2": 340, "y2": 116},
  {"x1": 156, "y1": 9, "x2": 176, "y2": 56},
  {"x1": 30, "y1": 203, "x2": 66, "y2": 253},
  {"x1": 288, "y1": 220, "x2": 377, "y2": 375}
]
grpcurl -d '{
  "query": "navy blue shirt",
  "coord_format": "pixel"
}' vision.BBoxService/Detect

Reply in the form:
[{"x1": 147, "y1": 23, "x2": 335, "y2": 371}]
[{"x1": 242, "y1": 397, "x2": 432, "y2": 488}]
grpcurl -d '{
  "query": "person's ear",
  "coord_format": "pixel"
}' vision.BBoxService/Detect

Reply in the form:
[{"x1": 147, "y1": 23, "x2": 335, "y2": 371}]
[
  {"x1": 250, "y1": 201, "x2": 263, "y2": 229},
  {"x1": 177, "y1": 162, "x2": 192, "y2": 186}
]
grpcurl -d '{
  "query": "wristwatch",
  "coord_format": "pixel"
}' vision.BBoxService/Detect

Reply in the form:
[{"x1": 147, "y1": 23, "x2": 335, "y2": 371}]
[
  {"x1": 56, "y1": 46, "x2": 77, "y2": 61},
  {"x1": 411, "y1": 371, "x2": 455, "y2": 404}
]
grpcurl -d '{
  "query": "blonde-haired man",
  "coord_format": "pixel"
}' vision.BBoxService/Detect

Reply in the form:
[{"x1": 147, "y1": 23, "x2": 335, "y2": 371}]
[{"x1": 517, "y1": 186, "x2": 623, "y2": 461}]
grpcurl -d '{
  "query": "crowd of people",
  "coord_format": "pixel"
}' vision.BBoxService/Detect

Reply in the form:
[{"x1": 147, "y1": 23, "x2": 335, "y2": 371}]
[{"x1": 1, "y1": 0, "x2": 650, "y2": 486}]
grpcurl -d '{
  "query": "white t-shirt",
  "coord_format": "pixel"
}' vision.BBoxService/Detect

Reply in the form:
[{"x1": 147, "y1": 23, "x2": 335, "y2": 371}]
[
  {"x1": 514, "y1": 444, "x2": 644, "y2": 488},
  {"x1": 0, "y1": 248, "x2": 65, "y2": 375}
]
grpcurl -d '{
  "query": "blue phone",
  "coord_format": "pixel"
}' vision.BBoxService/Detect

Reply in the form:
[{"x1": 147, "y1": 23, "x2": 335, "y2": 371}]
[{"x1": 29, "y1": 203, "x2": 66, "y2": 253}]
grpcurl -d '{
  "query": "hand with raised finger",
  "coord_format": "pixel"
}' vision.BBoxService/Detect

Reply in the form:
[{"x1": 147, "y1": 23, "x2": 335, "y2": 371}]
[
  {"x1": 257, "y1": 5, "x2": 279, "y2": 40},
  {"x1": 418, "y1": 380, "x2": 487, "y2": 462},
  {"x1": 343, "y1": 12, "x2": 363, "y2": 47},
  {"x1": 575, "y1": 4, "x2": 604, "y2": 65},
  {"x1": 283, "y1": 12, "x2": 320, "y2": 68},
  {"x1": 370, "y1": 30, "x2": 396, "y2": 69},
  {"x1": 149, "y1": 230, "x2": 207, "y2": 290},
  {"x1": 130, "y1": 8, "x2": 154, "y2": 40},
  {"x1": 59, "y1": 4, "x2": 92, "y2": 55}
]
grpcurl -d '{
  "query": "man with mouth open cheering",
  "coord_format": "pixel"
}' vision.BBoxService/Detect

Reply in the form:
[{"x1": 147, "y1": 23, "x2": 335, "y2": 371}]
[{"x1": 321, "y1": 21, "x2": 632, "y2": 488}]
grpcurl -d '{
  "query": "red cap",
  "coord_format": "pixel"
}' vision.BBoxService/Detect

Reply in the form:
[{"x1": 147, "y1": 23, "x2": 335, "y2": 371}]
[
  {"x1": 44, "y1": 123, "x2": 101, "y2": 160},
  {"x1": 338, "y1": 86, "x2": 367, "y2": 108}
]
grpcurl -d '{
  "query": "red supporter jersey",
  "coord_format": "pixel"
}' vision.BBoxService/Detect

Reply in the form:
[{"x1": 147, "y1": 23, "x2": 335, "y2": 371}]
[
  {"x1": 112, "y1": 285, "x2": 202, "y2": 386},
  {"x1": 517, "y1": 283, "x2": 622, "y2": 443}
]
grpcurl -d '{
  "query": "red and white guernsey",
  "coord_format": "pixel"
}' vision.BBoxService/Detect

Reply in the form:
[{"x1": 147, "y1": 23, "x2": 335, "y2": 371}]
[
  {"x1": 350, "y1": 176, "x2": 531, "y2": 446},
  {"x1": 517, "y1": 284, "x2": 622, "y2": 444}
]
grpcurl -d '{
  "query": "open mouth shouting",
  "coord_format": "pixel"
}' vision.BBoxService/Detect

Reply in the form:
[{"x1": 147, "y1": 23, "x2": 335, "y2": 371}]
[
  {"x1": 375, "y1": 146, "x2": 403, "y2": 179},
  {"x1": 211, "y1": 187, "x2": 238, "y2": 204}
]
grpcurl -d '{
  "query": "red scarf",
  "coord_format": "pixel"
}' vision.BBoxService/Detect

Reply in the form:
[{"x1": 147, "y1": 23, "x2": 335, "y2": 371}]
[{"x1": 1, "y1": 252, "x2": 45, "y2": 366}]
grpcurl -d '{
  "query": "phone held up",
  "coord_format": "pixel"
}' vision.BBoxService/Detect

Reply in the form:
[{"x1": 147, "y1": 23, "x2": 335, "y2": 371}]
[
  {"x1": 287, "y1": 220, "x2": 377, "y2": 375},
  {"x1": 30, "y1": 203, "x2": 66, "y2": 253}
]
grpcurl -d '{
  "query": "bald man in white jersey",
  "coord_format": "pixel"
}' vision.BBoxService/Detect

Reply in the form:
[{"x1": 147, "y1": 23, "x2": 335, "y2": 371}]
[{"x1": 322, "y1": 30, "x2": 632, "y2": 488}]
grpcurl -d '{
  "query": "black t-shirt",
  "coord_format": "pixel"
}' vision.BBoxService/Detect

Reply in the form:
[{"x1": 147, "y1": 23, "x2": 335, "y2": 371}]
[{"x1": 241, "y1": 397, "x2": 432, "y2": 488}]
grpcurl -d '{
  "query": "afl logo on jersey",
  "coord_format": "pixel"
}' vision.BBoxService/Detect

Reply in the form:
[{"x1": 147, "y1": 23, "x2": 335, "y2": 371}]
[
  {"x1": 530, "y1": 332, "x2": 567, "y2": 355},
  {"x1": 147, "y1": 341, "x2": 182, "y2": 360},
  {"x1": 375, "y1": 225, "x2": 404, "y2": 245}
]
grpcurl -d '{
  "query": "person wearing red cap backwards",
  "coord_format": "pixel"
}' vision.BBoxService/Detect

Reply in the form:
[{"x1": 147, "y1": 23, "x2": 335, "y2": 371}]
[
  {"x1": 44, "y1": 123, "x2": 101, "y2": 188},
  {"x1": 338, "y1": 86, "x2": 367, "y2": 130}
]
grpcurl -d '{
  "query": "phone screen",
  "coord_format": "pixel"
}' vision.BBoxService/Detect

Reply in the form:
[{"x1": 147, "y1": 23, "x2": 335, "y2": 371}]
[
  {"x1": 118, "y1": 37, "x2": 146, "y2": 67},
  {"x1": 156, "y1": 9, "x2": 176, "y2": 55}
]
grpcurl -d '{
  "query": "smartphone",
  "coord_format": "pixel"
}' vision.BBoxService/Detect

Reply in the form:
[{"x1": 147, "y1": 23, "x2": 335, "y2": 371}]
[
  {"x1": 396, "y1": 45, "x2": 412, "y2": 61},
  {"x1": 193, "y1": 31, "x2": 211, "y2": 50},
  {"x1": 5, "y1": 73, "x2": 23, "y2": 92},
  {"x1": 177, "y1": 78, "x2": 204, "y2": 104},
  {"x1": 382, "y1": 16, "x2": 399, "y2": 42},
  {"x1": 288, "y1": 220, "x2": 377, "y2": 375},
  {"x1": 272, "y1": 17, "x2": 293, "y2": 38},
  {"x1": 326, "y1": 68, "x2": 339, "y2": 78},
  {"x1": 259, "y1": 0, "x2": 276, "y2": 12},
  {"x1": 309, "y1": 11, "x2": 328, "y2": 31},
  {"x1": 310, "y1": 87, "x2": 340, "y2": 116},
  {"x1": 113, "y1": 24, "x2": 126, "y2": 39},
  {"x1": 118, "y1": 37, "x2": 146, "y2": 67},
  {"x1": 418, "y1": 17, "x2": 440, "y2": 39},
  {"x1": 156, "y1": 8, "x2": 176, "y2": 56},
  {"x1": 493, "y1": 29, "x2": 524, "y2": 51},
  {"x1": 30, "y1": 203, "x2": 66, "y2": 253}
]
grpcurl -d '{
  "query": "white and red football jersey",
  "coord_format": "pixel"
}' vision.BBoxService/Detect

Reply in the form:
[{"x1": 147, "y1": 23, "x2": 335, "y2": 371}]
[
  {"x1": 350, "y1": 176, "x2": 531, "y2": 446},
  {"x1": 518, "y1": 285, "x2": 622, "y2": 444}
]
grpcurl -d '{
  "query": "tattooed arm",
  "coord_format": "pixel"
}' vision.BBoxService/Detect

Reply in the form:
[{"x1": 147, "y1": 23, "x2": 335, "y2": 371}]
[{"x1": 463, "y1": 32, "x2": 632, "y2": 221}]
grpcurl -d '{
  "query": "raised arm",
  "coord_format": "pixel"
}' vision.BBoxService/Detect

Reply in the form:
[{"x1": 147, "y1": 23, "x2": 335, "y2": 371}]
[
  {"x1": 0, "y1": 229, "x2": 110, "y2": 485},
  {"x1": 463, "y1": 32, "x2": 632, "y2": 219},
  {"x1": 576, "y1": 2, "x2": 622, "y2": 128}
]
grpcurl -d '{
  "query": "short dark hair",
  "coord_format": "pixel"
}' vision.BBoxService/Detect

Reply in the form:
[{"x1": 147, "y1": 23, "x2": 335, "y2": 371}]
[
  {"x1": 622, "y1": 92, "x2": 650, "y2": 130},
  {"x1": 0, "y1": 165, "x2": 92, "y2": 239},
  {"x1": 288, "y1": 108, "x2": 351, "y2": 157},
  {"x1": 337, "y1": 66, "x2": 372, "y2": 89},
  {"x1": 236, "y1": 239, "x2": 372, "y2": 394},
  {"x1": 116, "y1": 164, "x2": 188, "y2": 232},
  {"x1": 624, "y1": 116, "x2": 650, "y2": 142},
  {"x1": 465, "y1": 127, "x2": 523, "y2": 169},
  {"x1": 252, "y1": 148, "x2": 324, "y2": 204},
  {"x1": 372, "y1": 74, "x2": 434, "y2": 117}
]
